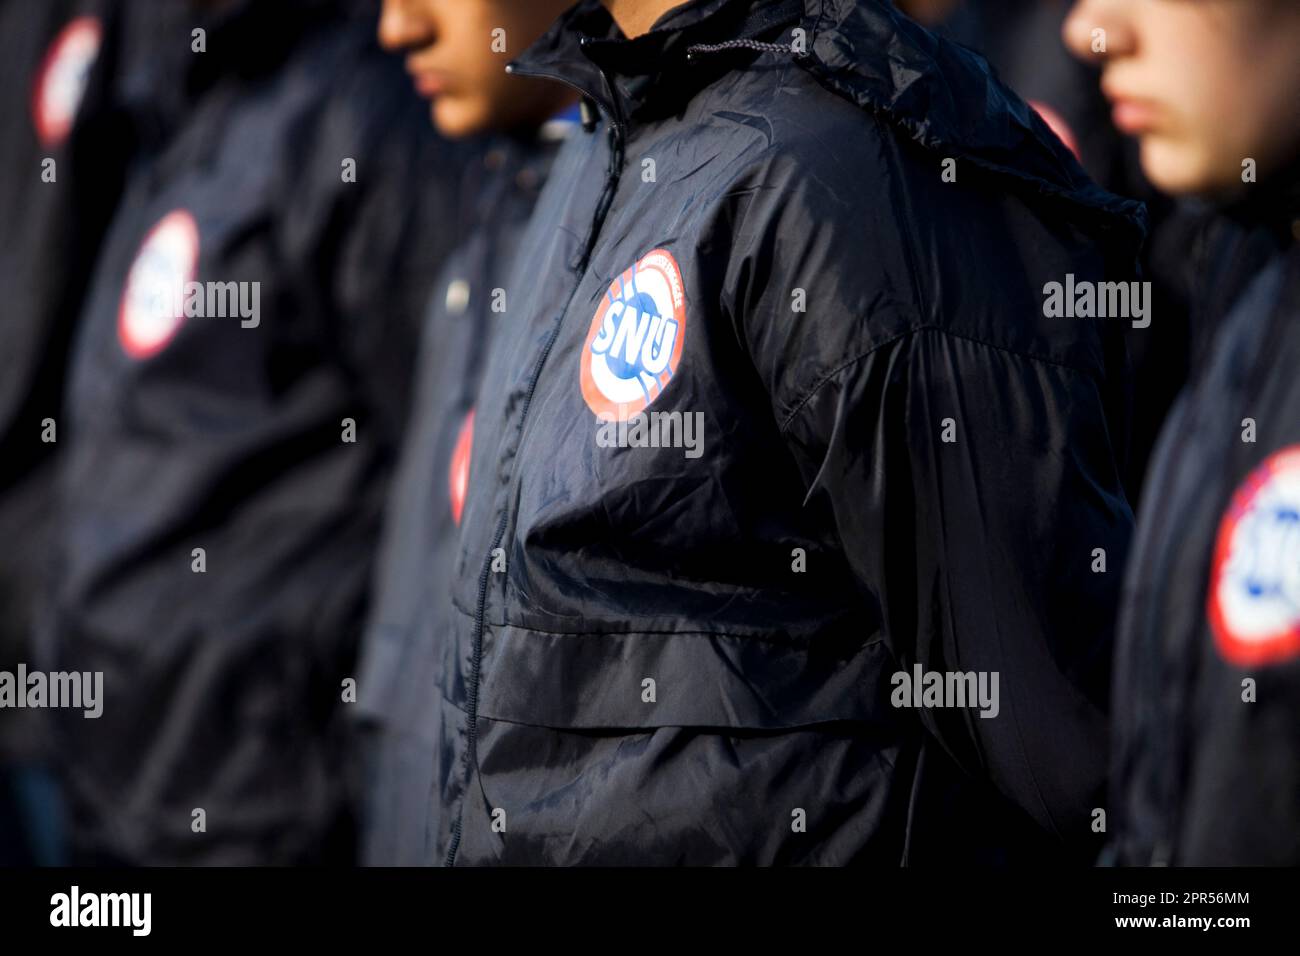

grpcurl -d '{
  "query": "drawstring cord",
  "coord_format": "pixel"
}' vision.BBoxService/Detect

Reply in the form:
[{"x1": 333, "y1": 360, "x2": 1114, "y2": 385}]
[
  {"x1": 685, "y1": 37, "x2": 799, "y2": 58},
  {"x1": 684, "y1": 0, "x2": 805, "y2": 61}
]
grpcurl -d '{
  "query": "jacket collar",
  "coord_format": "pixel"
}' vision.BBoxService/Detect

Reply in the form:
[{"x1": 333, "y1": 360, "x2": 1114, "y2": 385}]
[
  {"x1": 511, "y1": 0, "x2": 1146, "y2": 242},
  {"x1": 508, "y1": 0, "x2": 802, "y2": 126},
  {"x1": 1218, "y1": 156, "x2": 1300, "y2": 249},
  {"x1": 186, "y1": 0, "x2": 344, "y2": 90},
  {"x1": 112, "y1": 0, "x2": 350, "y2": 158}
]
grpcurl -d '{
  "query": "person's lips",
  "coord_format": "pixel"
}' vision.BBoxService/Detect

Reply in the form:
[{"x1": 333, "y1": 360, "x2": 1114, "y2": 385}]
[
  {"x1": 413, "y1": 72, "x2": 446, "y2": 97},
  {"x1": 406, "y1": 57, "x2": 448, "y2": 98},
  {"x1": 1112, "y1": 99, "x2": 1162, "y2": 135},
  {"x1": 1103, "y1": 85, "x2": 1165, "y2": 136}
]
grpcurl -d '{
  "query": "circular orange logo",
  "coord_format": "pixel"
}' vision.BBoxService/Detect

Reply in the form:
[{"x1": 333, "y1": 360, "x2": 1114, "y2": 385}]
[
  {"x1": 32, "y1": 16, "x2": 101, "y2": 149},
  {"x1": 1208, "y1": 446, "x2": 1300, "y2": 667},
  {"x1": 448, "y1": 409, "x2": 474, "y2": 526},
  {"x1": 580, "y1": 249, "x2": 686, "y2": 421},
  {"x1": 1028, "y1": 99, "x2": 1080, "y2": 162},
  {"x1": 118, "y1": 210, "x2": 200, "y2": 360}
]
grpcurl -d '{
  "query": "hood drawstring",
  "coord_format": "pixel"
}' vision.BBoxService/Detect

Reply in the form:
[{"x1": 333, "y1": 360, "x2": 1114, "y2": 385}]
[
  {"x1": 686, "y1": 37, "x2": 799, "y2": 59},
  {"x1": 684, "y1": 0, "x2": 805, "y2": 62}
]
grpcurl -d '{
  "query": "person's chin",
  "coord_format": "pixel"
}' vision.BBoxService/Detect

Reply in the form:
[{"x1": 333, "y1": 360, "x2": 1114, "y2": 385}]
[
  {"x1": 1139, "y1": 136, "x2": 1229, "y2": 198},
  {"x1": 433, "y1": 99, "x2": 486, "y2": 140}
]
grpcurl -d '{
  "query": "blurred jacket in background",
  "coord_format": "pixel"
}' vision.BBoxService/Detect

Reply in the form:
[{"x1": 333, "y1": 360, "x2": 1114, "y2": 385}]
[
  {"x1": 354, "y1": 118, "x2": 577, "y2": 866},
  {"x1": 895, "y1": 0, "x2": 1276, "y2": 499},
  {"x1": 47, "y1": 0, "x2": 472, "y2": 865},
  {"x1": 0, "y1": 0, "x2": 146, "y2": 866}
]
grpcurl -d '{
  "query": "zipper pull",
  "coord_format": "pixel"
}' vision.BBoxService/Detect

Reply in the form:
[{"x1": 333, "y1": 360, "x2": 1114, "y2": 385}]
[{"x1": 579, "y1": 96, "x2": 598, "y2": 132}]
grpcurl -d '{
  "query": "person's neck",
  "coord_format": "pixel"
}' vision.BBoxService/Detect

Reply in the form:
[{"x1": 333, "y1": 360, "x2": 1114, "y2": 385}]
[{"x1": 603, "y1": 0, "x2": 683, "y2": 38}]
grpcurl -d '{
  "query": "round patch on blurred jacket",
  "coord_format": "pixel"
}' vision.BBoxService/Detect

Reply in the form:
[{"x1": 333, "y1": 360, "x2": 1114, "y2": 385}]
[
  {"x1": 581, "y1": 248, "x2": 686, "y2": 421},
  {"x1": 1027, "y1": 100, "x2": 1080, "y2": 162},
  {"x1": 31, "y1": 16, "x2": 101, "y2": 149},
  {"x1": 1208, "y1": 445, "x2": 1300, "y2": 667},
  {"x1": 118, "y1": 210, "x2": 200, "y2": 359},
  {"x1": 449, "y1": 409, "x2": 474, "y2": 526}
]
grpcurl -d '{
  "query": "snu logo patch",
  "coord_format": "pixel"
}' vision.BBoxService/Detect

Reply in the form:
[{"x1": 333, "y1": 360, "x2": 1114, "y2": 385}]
[{"x1": 580, "y1": 248, "x2": 686, "y2": 421}]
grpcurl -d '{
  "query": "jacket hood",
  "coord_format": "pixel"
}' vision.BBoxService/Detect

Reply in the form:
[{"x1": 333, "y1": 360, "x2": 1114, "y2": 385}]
[{"x1": 798, "y1": 0, "x2": 1147, "y2": 241}]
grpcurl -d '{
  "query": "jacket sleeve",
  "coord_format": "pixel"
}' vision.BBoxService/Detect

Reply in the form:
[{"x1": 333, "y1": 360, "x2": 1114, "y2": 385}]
[
  {"x1": 777, "y1": 326, "x2": 1133, "y2": 844},
  {"x1": 716, "y1": 118, "x2": 1137, "y2": 843}
]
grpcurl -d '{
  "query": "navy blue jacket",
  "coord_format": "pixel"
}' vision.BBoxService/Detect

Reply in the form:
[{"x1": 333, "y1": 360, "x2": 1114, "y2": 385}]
[
  {"x1": 1109, "y1": 176, "x2": 1300, "y2": 866},
  {"x1": 428, "y1": 0, "x2": 1144, "y2": 865},
  {"x1": 49, "y1": 0, "x2": 468, "y2": 865},
  {"x1": 355, "y1": 126, "x2": 573, "y2": 866},
  {"x1": 0, "y1": 0, "x2": 122, "y2": 762}
]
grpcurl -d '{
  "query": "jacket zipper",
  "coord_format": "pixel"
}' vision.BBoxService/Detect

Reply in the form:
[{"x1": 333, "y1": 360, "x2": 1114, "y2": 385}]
[{"x1": 443, "y1": 65, "x2": 626, "y2": 867}]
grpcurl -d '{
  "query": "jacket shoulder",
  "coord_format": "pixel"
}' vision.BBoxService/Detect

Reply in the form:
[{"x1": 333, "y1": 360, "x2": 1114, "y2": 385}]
[{"x1": 722, "y1": 66, "x2": 1118, "y2": 366}]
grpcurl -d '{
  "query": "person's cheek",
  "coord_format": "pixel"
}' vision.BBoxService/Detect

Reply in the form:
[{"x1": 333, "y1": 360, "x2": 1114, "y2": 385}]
[
  {"x1": 1203, "y1": 77, "x2": 1270, "y2": 188},
  {"x1": 476, "y1": 72, "x2": 517, "y2": 130},
  {"x1": 1160, "y1": 65, "x2": 1235, "y2": 191}
]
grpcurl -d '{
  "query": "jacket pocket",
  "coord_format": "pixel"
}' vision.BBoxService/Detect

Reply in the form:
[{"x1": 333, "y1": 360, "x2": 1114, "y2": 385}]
[{"x1": 474, "y1": 619, "x2": 899, "y2": 731}]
